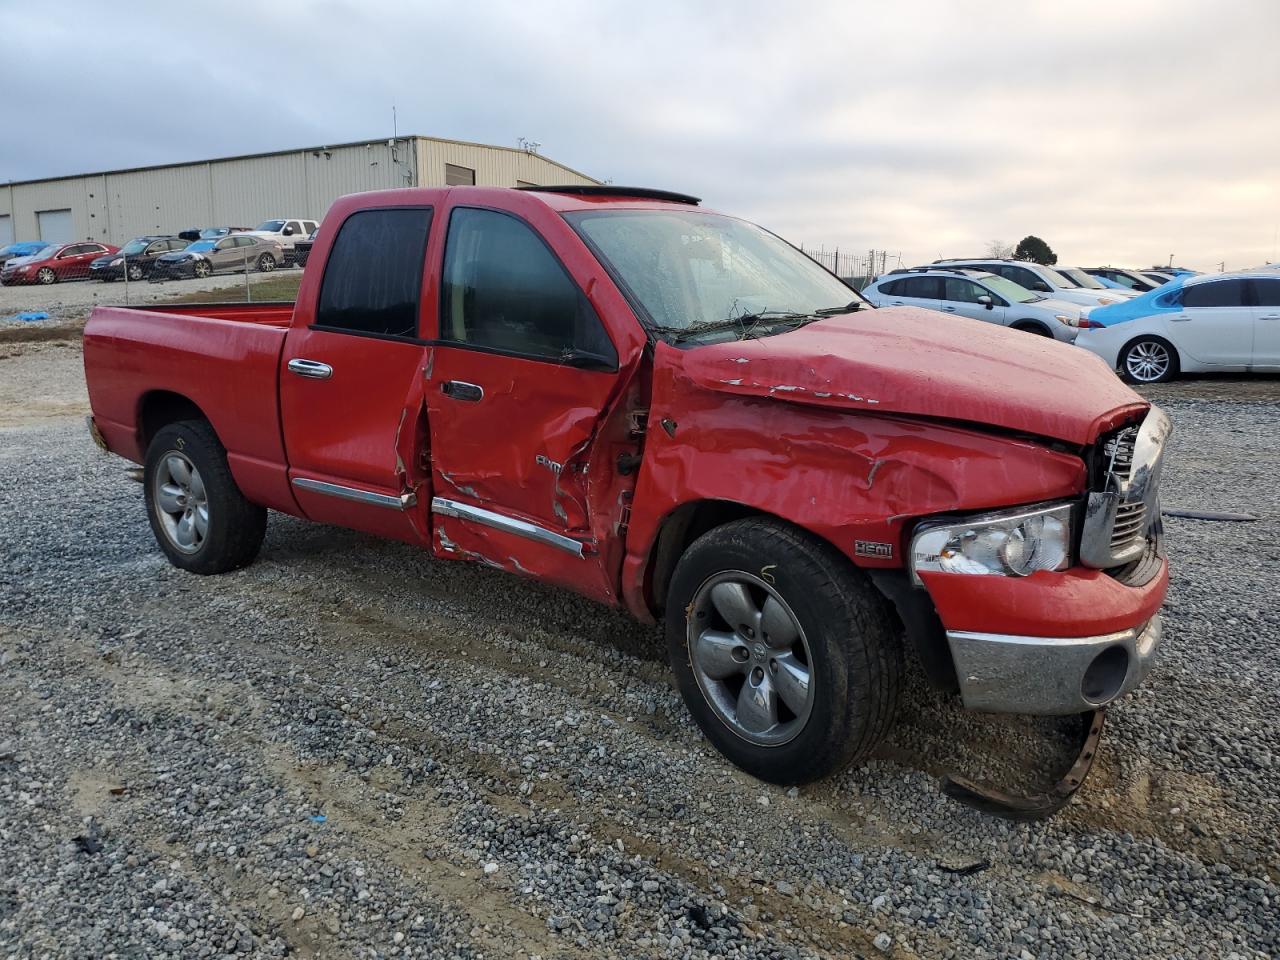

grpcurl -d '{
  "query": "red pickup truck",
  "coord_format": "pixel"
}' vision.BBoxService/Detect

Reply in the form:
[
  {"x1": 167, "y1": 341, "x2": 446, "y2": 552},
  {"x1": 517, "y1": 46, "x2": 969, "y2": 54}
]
[{"x1": 84, "y1": 185, "x2": 1169, "y2": 808}]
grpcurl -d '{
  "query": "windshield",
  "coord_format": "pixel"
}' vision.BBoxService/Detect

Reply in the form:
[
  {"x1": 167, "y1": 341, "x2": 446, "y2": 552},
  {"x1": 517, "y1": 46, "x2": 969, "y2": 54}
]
[
  {"x1": 120, "y1": 239, "x2": 150, "y2": 255},
  {"x1": 1059, "y1": 267, "x2": 1105, "y2": 289},
  {"x1": 567, "y1": 210, "x2": 862, "y2": 339},
  {"x1": 186, "y1": 240, "x2": 216, "y2": 252},
  {"x1": 200, "y1": 228, "x2": 229, "y2": 239},
  {"x1": 980, "y1": 274, "x2": 1039, "y2": 303},
  {"x1": 255, "y1": 220, "x2": 285, "y2": 232},
  {"x1": 1035, "y1": 265, "x2": 1072, "y2": 287}
]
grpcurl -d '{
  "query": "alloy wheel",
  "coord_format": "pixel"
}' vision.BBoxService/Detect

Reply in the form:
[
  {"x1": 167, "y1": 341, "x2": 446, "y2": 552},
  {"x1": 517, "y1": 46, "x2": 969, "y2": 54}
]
[
  {"x1": 688, "y1": 571, "x2": 814, "y2": 746},
  {"x1": 1125, "y1": 341, "x2": 1170, "y2": 382},
  {"x1": 152, "y1": 451, "x2": 209, "y2": 554}
]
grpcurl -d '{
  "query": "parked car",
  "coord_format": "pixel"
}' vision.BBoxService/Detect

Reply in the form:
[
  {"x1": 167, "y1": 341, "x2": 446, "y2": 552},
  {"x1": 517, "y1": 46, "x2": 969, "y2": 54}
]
[
  {"x1": 246, "y1": 218, "x2": 319, "y2": 261},
  {"x1": 0, "y1": 241, "x2": 53, "y2": 268},
  {"x1": 1076, "y1": 271, "x2": 1280, "y2": 382},
  {"x1": 151, "y1": 235, "x2": 284, "y2": 280},
  {"x1": 292, "y1": 229, "x2": 317, "y2": 268},
  {"x1": 1082, "y1": 267, "x2": 1161, "y2": 292},
  {"x1": 931, "y1": 258, "x2": 1126, "y2": 307},
  {"x1": 1139, "y1": 271, "x2": 1176, "y2": 286},
  {"x1": 863, "y1": 267, "x2": 1089, "y2": 341},
  {"x1": 0, "y1": 241, "x2": 118, "y2": 285},
  {"x1": 89, "y1": 236, "x2": 189, "y2": 282},
  {"x1": 1057, "y1": 267, "x2": 1138, "y2": 298},
  {"x1": 82, "y1": 186, "x2": 1169, "y2": 811},
  {"x1": 177, "y1": 227, "x2": 252, "y2": 242}
]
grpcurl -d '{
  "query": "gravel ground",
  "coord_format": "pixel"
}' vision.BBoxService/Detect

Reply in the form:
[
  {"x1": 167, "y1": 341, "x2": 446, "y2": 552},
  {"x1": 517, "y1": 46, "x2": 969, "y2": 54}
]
[
  {"x1": 1, "y1": 343, "x2": 1278, "y2": 959},
  {"x1": 0, "y1": 268, "x2": 301, "y2": 326}
]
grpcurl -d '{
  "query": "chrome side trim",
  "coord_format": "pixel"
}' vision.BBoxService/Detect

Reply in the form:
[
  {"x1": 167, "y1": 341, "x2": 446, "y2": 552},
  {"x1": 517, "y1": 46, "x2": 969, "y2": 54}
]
[
  {"x1": 292, "y1": 477, "x2": 415, "y2": 510},
  {"x1": 1080, "y1": 405, "x2": 1171, "y2": 569},
  {"x1": 946, "y1": 615, "x2": 1162, "y2": 715},
  {"x1": 431, "y1": 497, "x2": 586, "y2": 558}
]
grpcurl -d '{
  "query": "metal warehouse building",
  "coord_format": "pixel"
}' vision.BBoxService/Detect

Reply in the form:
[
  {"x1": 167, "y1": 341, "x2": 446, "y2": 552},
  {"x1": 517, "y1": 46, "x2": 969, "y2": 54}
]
[{"x1": 0, "y1": 136, "x2": 598, "y2": 247}]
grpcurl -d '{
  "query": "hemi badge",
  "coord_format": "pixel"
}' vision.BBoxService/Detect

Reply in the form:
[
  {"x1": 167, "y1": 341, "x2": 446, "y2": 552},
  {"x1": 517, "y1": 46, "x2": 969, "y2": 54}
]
[{"x1": 855, "y1": 540, "x2": 893, "y2": 559}]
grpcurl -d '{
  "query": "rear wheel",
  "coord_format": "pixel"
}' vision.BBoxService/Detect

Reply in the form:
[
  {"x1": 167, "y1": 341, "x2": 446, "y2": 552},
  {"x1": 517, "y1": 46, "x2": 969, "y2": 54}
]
[
  {"x1": 666, "y1": 518, "x2": 901, "y2": 784},
  {"x1": 193, "y1": 260, "x2": 212, "y2": 279},
  {"x1": 1120, "y1": 336, "x2": 1178, "y2": 383},
  {"x1": 36, "y1": 267, "x2": 56, "y2": 285},
  {"x1": 144, "y1": 420, "x2": 267, "y2": 574},
  {"x1": 256, "y1": 253, "x2": 276, "y2": 273}
]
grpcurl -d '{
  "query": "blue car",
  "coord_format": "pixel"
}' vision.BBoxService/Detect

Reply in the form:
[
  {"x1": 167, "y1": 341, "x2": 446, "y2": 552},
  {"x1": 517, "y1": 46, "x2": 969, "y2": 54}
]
[
  {"x1": 0, "y1": 241, "x2": 53, "y2": 268},
  {"x1": 1082, "y1": 274, "x2": 1193, "y2": 327}
]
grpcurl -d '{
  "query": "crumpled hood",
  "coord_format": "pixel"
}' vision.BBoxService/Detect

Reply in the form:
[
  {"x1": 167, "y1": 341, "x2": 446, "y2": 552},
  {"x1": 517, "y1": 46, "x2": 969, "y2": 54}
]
[{"x1": 670, "y1": 307, "x2": 1147, "y2": 445}]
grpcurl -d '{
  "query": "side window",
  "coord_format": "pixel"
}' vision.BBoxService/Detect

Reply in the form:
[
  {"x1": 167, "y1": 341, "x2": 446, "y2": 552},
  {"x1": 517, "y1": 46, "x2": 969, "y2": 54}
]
[
  {"x1": 60, "y1": 245, "x2": 82, "y2": 257},
  {"x1": 286, "y1": 221, "x2": 302, "y2": 235},
  {"x1": 1003, "y1": 266, "x2": 1036, "y2": 288},
  {"x1": 880, "y1": 279, "x2": 903, "y2": 296},
  {"x1": 901, "y1": 276, "x2": 942, "y2": 299},
  {"x1": 440, "y1": 207, "x2": 616, "y2": 366},
  {"x1": 1253, "y1": 279, "x2": 1280, "y2": 307},
  {"x1": 316, "y1": 207, "x2": 432, "y2": 338},
  {"x1": 944, "y1": 278, "x2": 984, "y2": 303},
  {"x1": 1182, "y1": 279, "x2": 1249, "y2": 308}
]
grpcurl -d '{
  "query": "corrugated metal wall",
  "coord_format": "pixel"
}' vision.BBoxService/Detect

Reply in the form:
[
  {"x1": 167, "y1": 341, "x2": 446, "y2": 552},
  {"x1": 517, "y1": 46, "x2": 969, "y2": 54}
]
[{"x1": 0, "y1": 138, "x2": 595, "y2": 245}]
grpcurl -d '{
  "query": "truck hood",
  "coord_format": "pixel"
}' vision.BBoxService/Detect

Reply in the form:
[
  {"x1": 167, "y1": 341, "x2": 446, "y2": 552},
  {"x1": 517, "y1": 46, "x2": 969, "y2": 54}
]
[{"x1": 672, "y1": 307, "x2": 1147, "y2": 445}]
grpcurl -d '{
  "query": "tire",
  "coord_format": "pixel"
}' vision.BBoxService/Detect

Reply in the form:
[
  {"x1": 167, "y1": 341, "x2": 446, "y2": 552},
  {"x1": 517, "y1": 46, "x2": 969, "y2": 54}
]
[
  {"x1": 256, "y1": 253, "x2": 276, "y2": 273},
  {"x1": 143, "y1": 420, "x2": 267, "y2": 574},
  {"x1": 1119, "y1": 336, "x2": 1178, "y2": 384},
  {"x1": 127, "y1": 262, "x2": 144, "y2": 282},
  {"x1": 36, "y1": 267, "x2": 56, "y2": 285},
  {"x1": 193, "y1": 260, "x2": 212, "y2": 279},
  {"x1": 1011, "y1": 321, "x2": 1052, "y2": 337},
  {"x1": 665, "y1": 518, "x2": 901, "y2": 784}
]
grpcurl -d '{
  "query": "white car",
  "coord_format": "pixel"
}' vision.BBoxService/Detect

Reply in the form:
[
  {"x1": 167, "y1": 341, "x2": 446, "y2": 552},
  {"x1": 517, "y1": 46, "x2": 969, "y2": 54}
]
[
  {"x1": 246, "y1": 218, "x2": 319, "y2": 259},
  {"x1": 932, "y1": 258, "x2": 1128, "y2": 308},
  {"x1": 1074, "y1": 271, "x2": 1280, "y2": 383},
  {"x1": 862, "y1": 268, "x2": 1088, "y2": 342}
]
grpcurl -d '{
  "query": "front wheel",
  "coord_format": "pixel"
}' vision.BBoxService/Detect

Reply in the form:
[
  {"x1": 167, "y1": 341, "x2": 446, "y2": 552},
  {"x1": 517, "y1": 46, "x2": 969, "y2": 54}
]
[
  {"x1": 193, "y1": 260, "x2": 212, "y2": 279},
  {"x1": 36, "y1": 267, "x2": 56, "y2": 285},
  {"x1": 666, "y1": 518, "x2": 901, "y2": 785},
  {"x1": 256, "y1": 253, "x2": 276, "y2": 273},
  {"x1": 144, "y1": 420, "x2": 267, "y2": 574},
  {"x1": 127, "y1": 262, "x2": 144, "y2": 281},
  {"x1": 1120, "y1": 336, "x2": 1178, "y2": 384}
]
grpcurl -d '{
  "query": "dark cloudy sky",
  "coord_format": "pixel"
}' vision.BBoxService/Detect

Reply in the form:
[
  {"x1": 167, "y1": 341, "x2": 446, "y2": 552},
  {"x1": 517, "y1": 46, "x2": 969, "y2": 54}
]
[{"x1": 3, "y1": 0, "x2": 1277, "y2": 270}]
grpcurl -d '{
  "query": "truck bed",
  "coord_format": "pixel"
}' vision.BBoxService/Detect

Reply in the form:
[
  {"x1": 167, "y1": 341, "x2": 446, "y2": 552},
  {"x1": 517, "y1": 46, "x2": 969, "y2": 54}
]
[{"x1": 83, "y1": 301, "x2": 297, "y2": 514}]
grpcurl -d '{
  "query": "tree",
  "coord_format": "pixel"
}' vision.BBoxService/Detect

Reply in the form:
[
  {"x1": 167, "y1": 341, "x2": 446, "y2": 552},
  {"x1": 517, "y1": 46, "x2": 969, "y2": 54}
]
[
  {"x1": 985, "y1": 239, "x2": 1015, "y2": 259},
  {"x1": 1013, "y1": 235, "x2": 1057, "y2": 265}
]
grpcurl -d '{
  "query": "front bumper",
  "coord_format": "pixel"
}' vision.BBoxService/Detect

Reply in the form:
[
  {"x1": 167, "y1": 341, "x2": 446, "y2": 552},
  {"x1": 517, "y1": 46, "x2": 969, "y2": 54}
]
[{"x1": 947, "y1": 615, "x2": 1162, "y2": 714}]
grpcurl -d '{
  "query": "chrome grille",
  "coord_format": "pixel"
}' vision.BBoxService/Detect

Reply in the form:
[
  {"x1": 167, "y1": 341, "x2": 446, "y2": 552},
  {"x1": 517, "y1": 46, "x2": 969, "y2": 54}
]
[
  {"x1": 1079, "y1": 406, "x2": 1170, "y2": 570},
  {"x1": 1103, "y1": 426, "x2": 1138, "y2": 481},
  {"x1": 1110, "y1": 501, "x2": 1147, "y2": 553}
]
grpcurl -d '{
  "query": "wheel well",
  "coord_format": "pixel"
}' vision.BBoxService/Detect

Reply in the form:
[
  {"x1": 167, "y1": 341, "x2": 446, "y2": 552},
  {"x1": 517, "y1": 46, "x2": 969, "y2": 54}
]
[
  {"x1": 1120, "y1": 333, "x2": 1180, "y2": 371},
  {"x1": 1011, "y1": 319, "x2": 1051, "y2": 336},
  {"x1": 138, "y1": 391, "x2": 209, "y2": 449},
  {"x1": 646, "y1": 500, "x2": 767, "y2": 615}
]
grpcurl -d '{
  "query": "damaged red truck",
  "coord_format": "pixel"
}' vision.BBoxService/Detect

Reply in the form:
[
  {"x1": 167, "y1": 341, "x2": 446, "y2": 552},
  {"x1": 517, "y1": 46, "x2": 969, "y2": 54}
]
[{"x1": 84, "y1": 186, "x2": 1169, "y2": 815}]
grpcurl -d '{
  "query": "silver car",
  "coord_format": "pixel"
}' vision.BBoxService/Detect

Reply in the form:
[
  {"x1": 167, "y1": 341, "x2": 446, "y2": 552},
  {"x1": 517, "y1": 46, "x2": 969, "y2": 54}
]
[
  {"x1": 153, "y1": 235, "x2": 285, "y2": 280},
  {"x1": 862, "y1": 268, "x2": 1089, "y2": 342}
]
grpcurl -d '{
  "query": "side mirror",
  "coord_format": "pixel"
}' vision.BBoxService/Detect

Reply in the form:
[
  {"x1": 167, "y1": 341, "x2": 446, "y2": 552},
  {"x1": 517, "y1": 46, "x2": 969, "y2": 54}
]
[
  {"x1": 977, "y1": 295, "x2": 993, "y2": 309},
  {"x1": 283, "y1": 226, "x2": 295, "y2": 236}
]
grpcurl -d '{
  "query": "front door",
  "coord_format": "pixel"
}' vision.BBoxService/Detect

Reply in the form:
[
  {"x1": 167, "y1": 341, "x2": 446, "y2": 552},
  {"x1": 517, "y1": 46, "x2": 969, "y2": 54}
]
[
  {"x1": 1251, "y1": 277, "x2": 1280, "y2": 368},
  {"x1": 425, "y1": 205, "x2": 631, "y2": 602},
  {"x1": 279, "y1": 205, "x2": 435, "y2": 543},
  {"x1": 1163, "y1": 277, "x2": 1253, "y2": 366},
  {"x1": 943, "y1": 276, "x2": 1007, "y2": 325}
]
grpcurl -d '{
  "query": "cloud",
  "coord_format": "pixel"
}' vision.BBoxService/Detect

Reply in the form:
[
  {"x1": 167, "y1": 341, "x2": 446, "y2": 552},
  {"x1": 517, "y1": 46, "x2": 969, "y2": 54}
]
[{"x1": 2, "y1": 0, "x2": 1277, "y2": 269}]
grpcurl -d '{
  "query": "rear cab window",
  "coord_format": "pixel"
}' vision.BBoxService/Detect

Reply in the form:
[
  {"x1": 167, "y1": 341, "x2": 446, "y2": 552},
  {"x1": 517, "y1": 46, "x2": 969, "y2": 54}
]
[{"x1": 315, "y1": 207, "x2": 433, "y2": 339}]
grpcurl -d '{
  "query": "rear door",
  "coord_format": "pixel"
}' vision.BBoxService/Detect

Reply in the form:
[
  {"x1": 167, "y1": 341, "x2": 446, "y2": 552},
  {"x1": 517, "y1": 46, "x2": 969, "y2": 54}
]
[
  {"x1": 424, "y1": 204, "x2": 628, "y2": 600},
  {"x1": 1164, "y1": 278, "x2": 1253, "y2": 366},
  {"x1": 892, "y1": 275, "x2": 944, "y2": 311},
  {"x1": 1251, "y1": 277, "x2": 1280, "y2": 368},
  {"x1": 279, "y1": 205, "x2": 435, "y2": 543}
]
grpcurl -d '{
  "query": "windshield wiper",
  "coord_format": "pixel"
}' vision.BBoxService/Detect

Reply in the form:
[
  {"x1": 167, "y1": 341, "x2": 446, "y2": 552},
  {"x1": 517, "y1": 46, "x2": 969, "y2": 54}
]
[{"x1": 812, "y1": 300, "x2": 867, "y2": 316}]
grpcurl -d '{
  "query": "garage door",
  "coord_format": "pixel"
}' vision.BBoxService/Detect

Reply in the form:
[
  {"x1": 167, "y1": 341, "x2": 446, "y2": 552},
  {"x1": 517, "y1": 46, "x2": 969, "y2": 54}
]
[
  {"x1": 0, "y1": 215, "x2": 12, "y2": 246},
  {"x1": 37, "y1": 209, "x2": 72, "y2": 243}
]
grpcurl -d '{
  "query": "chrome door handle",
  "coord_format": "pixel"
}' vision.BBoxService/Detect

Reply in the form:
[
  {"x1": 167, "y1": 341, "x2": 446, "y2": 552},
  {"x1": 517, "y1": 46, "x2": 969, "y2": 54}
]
[
  {"x1": 1260, "y1": 314, "x2": 1280, "y2": 321},
  {"x1": 287, "y1": 358, "x2": 333, "y2": 380},
  {"x1": 441, "y1": 380, "x2": 483, "y2": 402},
  {"x1": 890, "y1": 301, "x2": 904, "y2": 306},
  {"x1": 1168, "y1": 315, "x2": 1192, "y2": 322}
]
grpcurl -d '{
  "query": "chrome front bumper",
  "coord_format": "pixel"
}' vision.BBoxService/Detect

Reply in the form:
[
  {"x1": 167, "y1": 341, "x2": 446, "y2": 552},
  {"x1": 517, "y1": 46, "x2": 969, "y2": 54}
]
[{"x1": 947, "y1": 615, "x2": 1162, "y2": 714}]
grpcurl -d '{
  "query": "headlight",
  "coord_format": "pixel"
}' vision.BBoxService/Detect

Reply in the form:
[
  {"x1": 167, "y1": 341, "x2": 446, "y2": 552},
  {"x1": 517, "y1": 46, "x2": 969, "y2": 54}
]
[
  {"x1": 1097, "y1": 297, "x2": 1116, "y2": 306},
  {"x1": 910, "y1": 502, "x2": 1073, "y2": 584},
  {"x1": 1054, "y1": 313, "x2": 1081, "y2": 328},
  {"x1": 110, "y1": 258, "x2": 123, "y2": 267}
]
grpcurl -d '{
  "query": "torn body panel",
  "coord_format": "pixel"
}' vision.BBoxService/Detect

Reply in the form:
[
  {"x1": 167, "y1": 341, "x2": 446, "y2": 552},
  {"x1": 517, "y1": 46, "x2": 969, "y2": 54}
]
[{"x1": 620, "y1": 343, "x2": 1088, "y2": 620}]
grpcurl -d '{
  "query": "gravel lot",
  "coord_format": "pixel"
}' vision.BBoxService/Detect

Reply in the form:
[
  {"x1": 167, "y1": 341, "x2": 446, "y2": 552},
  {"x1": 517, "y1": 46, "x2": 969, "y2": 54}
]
[
  {"x1": 0, "y1": 269, "x2": 300, "y2": 325},
  {"x1": 1, "y1": 341, "x2": 1278, "y2": 959}
]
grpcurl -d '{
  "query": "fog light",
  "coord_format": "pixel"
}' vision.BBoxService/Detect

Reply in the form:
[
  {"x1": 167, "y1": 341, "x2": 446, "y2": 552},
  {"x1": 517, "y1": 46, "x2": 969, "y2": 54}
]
[{"x1": 1081, "y1": 645, "x2": 1129, "y2": 704}]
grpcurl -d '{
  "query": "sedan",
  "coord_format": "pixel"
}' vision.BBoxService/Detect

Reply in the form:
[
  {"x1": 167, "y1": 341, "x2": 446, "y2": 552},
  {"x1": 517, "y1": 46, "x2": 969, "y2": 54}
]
[
  {"x1": 0, "y1": 241, "x2": 53, "y2": 269},
  {"x1": 89, "y1": 236, "x2": 189, "y2": 281},
  {"x1": 151, "y1": 235, "x2": 285, "y2": 280},
  {"x1": 0, "y1": 241, "x2": 118, "y2": 285},
  {"x1": 1074, "y1": 271, "x2": 1280, "y2": 382}
]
